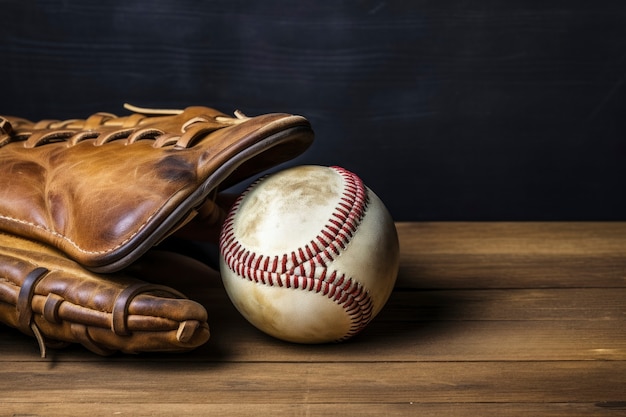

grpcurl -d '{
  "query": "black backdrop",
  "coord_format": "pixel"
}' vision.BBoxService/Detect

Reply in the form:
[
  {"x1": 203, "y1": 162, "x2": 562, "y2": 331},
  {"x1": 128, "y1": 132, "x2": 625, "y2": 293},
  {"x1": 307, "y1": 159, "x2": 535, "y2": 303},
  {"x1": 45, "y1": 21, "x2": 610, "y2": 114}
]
[{"x1": 1, "y1": 1, "x2": 625, "y2": 221}]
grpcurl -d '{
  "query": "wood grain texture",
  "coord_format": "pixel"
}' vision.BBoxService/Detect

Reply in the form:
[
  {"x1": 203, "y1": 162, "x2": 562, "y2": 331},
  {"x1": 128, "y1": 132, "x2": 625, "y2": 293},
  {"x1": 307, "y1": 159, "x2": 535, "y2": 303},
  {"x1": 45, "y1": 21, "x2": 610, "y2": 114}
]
[
  {"x1": 1, "y1": 222, "x2": 625, "y2": 416},
  {"x1": 3, "y1": 403, "x2": 625, "y2": 417},
  {"x1": 396, "y1": 222, "x2": 626, "y2": 288}
]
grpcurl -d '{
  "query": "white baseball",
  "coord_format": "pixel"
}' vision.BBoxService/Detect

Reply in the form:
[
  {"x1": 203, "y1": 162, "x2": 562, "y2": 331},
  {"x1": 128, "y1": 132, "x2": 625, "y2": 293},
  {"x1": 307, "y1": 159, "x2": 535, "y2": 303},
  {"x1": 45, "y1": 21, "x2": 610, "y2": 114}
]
[{"x1": 219, "y1": 165, "x2": 399, "y2": 343}]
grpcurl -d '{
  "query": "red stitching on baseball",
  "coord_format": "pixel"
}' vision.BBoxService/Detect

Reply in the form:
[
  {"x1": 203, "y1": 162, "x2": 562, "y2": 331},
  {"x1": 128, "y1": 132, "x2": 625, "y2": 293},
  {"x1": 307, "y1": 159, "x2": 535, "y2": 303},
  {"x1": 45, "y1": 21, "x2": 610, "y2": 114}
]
[{"x1": 220, "y1": 166, "x2": 373, "y2": 341}]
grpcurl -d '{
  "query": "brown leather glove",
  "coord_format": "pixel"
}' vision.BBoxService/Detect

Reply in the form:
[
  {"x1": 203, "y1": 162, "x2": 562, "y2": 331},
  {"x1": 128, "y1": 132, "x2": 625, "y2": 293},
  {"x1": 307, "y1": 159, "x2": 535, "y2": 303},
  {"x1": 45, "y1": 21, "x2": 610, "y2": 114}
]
[
  {"x1": 0, "y1": 231, "x2": 210, "y2": 357},
  {"x1": 0, "y1": 104, "x2": 313, "y2": 356},
  {"x1": 0, "y1": 104, "x2": 313, "y2": 272}
]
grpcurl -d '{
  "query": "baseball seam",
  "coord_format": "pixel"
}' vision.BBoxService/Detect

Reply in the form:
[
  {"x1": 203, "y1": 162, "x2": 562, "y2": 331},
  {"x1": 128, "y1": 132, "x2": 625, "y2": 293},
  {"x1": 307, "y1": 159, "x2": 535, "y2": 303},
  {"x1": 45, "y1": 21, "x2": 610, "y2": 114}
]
[{"x1": 220, "y1": 166, "x2": 374, "y2": 341}]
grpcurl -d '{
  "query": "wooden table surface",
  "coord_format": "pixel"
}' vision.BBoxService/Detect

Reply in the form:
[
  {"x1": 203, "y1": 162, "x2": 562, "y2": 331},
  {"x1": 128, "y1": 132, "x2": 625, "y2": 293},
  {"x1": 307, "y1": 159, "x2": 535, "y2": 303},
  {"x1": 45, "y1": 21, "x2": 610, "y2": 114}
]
[{"x1": 1, "y1": 222, "x2": 625, "y2": 416}]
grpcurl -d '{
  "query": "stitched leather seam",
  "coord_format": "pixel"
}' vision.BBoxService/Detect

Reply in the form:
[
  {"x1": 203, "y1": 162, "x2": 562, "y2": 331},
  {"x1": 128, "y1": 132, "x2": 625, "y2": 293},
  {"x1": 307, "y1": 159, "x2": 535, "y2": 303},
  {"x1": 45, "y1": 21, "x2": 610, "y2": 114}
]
[{"x1": 0, "y1": 213, "x2": 156, "y2": 256}]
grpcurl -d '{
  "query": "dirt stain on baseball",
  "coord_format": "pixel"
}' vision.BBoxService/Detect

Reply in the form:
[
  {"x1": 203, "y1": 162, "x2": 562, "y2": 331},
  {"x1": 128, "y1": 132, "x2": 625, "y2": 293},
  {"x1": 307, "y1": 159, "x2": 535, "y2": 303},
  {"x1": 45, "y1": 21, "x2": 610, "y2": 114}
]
[
  {"x1": 234, "y1": 166, "x2": 344, "y2": 251},
  {"x1": 280, "y1": 166, "x2": 340, "y2": 207}
]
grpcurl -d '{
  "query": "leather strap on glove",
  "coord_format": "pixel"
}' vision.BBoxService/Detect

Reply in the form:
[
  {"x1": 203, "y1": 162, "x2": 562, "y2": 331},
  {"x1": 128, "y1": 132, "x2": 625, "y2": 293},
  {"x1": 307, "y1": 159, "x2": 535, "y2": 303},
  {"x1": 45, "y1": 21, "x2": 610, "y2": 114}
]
[{"x1": 0, "y1": 231, "x2": 210, "y2": 357}]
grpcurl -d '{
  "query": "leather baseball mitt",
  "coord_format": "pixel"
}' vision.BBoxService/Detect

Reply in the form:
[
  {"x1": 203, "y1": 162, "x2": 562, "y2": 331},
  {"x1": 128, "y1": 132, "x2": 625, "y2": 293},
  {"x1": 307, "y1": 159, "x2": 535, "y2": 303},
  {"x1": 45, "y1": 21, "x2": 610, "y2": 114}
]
[
  {"x1": 0, "y1": 103, "x2": 314, "y2": 356},
  {"x1": 0, "y1": 231, "x2": 210, "y2": 357},
  {"x1": 0, "y1": 104, "x2": 314, "y2": 272}
]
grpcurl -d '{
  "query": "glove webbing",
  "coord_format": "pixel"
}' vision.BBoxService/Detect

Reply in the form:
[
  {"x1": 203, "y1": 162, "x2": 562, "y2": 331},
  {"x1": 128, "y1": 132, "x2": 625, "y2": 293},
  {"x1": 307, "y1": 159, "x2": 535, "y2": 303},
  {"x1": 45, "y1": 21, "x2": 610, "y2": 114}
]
[{"x1": 0, "y1": 105, "x2": 247, "y2": 150}]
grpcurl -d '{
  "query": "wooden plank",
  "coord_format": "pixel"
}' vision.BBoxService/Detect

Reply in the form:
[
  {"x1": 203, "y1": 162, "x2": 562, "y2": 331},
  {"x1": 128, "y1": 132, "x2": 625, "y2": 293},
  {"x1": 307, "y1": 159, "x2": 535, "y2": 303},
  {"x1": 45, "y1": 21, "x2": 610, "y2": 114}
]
[
  {"x1": 2, "y1": 287, "x2": 624, "y2": 362},
  {"x1": 379, "y1": 288, "x2": 626, "y2": 321},
  {"x1": 2, "y1": 402, "x2": 623, "y2": 417},
  {"x1": 1, "y1": 362, "x2": 624, "y2": 404},
  {"x1": 396, "y1": 222, "x2": 626, "y2": 288},
  {"x1": 2, "y1": 316, "x2": 624, "y2": 362},
  {"x1": 396, "y1": 223, "x2": 626, "y2": 256},
  {"x1": 1, "y1": 222, "x2": 624, "y2": 414},
  {"x1": 398, "y1": 253, "x2": 626, "y2": 289}
]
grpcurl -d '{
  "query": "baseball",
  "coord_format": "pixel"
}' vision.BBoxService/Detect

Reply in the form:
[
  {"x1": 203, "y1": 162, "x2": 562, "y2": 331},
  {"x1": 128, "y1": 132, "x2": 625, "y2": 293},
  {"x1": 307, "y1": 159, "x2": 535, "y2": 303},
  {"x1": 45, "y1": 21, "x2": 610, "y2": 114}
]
[{"x1": 218, "y1": 165, "x2": 399, "y2": 343}]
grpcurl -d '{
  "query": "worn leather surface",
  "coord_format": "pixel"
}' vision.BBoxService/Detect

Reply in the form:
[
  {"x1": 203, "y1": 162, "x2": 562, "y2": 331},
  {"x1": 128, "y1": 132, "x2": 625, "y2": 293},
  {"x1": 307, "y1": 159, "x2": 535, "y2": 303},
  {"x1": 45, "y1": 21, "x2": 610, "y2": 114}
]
[
  {"x1": 0, "y1": 106, "x2": 313, "y2": 272},
  {"x1": 0, "y1": 231, "x2": 211, "y2": 356}
]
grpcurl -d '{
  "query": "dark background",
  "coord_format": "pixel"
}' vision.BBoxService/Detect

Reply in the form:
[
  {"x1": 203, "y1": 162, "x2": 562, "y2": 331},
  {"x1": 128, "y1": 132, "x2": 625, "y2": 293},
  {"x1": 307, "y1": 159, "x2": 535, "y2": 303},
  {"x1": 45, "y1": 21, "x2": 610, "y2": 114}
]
[{"x1": 1, "y1": 1, "x2": 625, "y2": 221}]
